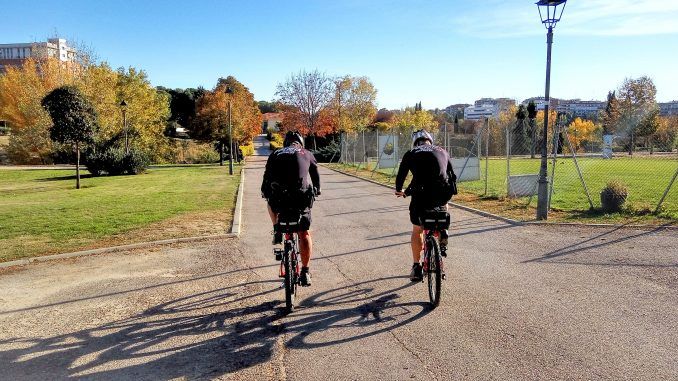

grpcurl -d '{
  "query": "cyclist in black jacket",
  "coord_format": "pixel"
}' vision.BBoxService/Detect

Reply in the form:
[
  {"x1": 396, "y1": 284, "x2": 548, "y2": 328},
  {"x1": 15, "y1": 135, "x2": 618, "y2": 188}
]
[
  {"x1": 261, "y1": 131, "x2": 320, "y2": 286},
  {"x1": 395, "y1": 130, "x2": 456, "y2": 282}
]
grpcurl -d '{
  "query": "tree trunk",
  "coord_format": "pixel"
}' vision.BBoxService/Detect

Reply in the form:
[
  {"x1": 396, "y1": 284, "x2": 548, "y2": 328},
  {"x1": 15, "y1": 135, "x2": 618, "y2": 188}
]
[
  {"x1": 312, "y1": 135, "x2": 317, "y2": 151},
  {"x1": 75, "y1": 142, "x2": 81, "y2": 190},
  {"x1": 219, "y1": 141, "x2": 224, "y2": 166}
]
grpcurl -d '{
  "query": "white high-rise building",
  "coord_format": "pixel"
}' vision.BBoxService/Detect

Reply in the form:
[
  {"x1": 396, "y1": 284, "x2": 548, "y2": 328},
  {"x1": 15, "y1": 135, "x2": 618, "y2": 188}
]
[{"x1": 0, "y1": 38, "x2": 77, "y2": 72}]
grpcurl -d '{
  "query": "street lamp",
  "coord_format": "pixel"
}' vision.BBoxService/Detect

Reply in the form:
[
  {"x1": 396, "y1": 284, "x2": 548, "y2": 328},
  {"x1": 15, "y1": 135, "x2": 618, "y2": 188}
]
[
  {"x1": 120, "y1": 100, "x2": 129, "y2": 154},
  {"x1": 535, "y1": 0, "x2": 567, "y2": 220},
  {"x1": 225, "y1": 86, "x2": 234, "y2": 175}
]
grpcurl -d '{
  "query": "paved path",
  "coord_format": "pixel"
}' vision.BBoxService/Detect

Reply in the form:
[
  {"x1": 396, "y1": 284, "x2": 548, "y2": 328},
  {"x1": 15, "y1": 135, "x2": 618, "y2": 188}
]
[{"x1": 0, "y1": 135, "x2": 676, "y2": 380}]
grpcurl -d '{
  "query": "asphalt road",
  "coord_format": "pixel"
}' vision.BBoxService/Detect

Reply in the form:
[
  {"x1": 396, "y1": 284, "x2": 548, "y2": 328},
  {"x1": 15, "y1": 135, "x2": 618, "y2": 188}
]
[{"x1": 0, "y1": 136, "x2": 676, "y2": 380}]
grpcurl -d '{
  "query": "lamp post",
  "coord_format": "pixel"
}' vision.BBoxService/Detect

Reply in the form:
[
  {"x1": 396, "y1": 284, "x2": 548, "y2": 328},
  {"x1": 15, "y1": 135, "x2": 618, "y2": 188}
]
[
  {"x1": 120, "y1": 100, "x2": 128, "y2": 154},
  {"x1": 225, "y1": 86, "x2": 234, "y2": 175},
  {"x1": 535, "y1": 0, "x2": 567, "y2": 220}
]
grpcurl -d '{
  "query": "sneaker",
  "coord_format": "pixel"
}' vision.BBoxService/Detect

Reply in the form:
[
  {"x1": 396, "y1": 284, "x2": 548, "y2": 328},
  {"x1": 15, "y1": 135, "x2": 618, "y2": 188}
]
[
  {"x1": 410, "y1": 263, "x2": 423, "y2": 282},
  {"x1": 300, "y1": 267, "x2": 312, "y2": 287},
  {"x1": 272, "y1": 230, "x2": 282, "y2": 245}
]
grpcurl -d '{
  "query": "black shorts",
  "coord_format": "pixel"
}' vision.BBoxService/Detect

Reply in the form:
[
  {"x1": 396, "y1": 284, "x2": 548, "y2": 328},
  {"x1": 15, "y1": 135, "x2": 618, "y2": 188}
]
[
  {"x1": 269, "y1": 201, "x2": 312, "y2": 231},
  {"x1": 409, "y1": 198, "x2": 446, "y2": 226}
]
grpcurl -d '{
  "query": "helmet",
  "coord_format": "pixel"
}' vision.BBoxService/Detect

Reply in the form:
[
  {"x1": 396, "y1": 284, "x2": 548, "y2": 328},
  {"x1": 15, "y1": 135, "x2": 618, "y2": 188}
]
[
  {"x1": 411, "y1": 129, "x2": 433, "y2": 147},
  {"x1": 283, "y1": 131, "x2": 304, "y2": 147}
]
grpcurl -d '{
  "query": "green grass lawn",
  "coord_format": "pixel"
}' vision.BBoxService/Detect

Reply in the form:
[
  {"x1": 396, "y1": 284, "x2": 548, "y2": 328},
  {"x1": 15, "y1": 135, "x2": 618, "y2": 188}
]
[
  {"x1": 331, "y1": 155, "x2": 677, "y2": 223},
  {"x1": 0, "y1": 165, "x2": 241, "y2": 262}
]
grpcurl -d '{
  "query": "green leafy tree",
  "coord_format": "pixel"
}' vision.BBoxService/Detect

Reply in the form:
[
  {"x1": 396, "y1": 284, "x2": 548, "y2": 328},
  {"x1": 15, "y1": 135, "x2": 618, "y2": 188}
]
[
  {"x1": 618, "y1": 76, "x2": 658, "y2": 154},
  {"x1": 527, "y1": 101, "x2": 537, "y2": 158},
  {"x1": 600, "y1": 90, "x2": 620, "y2": 135},
  {"x1": 41, "y1": 86, "x2": 98, "y2": 189}
]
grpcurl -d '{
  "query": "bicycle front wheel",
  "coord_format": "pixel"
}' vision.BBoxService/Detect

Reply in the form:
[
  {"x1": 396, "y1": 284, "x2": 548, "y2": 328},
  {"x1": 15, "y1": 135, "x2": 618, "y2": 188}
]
[
  {"x1": 284, "y1": 248, "x2": 296, "y2": 312},
  {"x1": 426, "y1": 237, "x2": 442, "y2": 308}
]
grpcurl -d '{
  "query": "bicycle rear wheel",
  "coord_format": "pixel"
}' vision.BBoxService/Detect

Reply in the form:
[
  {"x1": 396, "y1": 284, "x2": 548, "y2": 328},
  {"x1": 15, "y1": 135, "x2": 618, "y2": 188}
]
[
  {"x1": 426, "y1": 237, "x2": 442, "y2": 308},
  {"x1": 283, "y1": 244, "x2": 296, "y2": 312}
]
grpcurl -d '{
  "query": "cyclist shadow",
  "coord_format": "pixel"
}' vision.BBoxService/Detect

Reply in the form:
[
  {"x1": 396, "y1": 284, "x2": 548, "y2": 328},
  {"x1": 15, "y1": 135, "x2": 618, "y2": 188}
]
[{"x1": 0, "y1": 277, "x2": 430, "y2": 380}]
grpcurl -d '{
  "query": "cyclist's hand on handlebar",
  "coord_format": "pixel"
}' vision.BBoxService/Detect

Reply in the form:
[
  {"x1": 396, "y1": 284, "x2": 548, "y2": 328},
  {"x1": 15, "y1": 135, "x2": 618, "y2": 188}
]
[{"x1": 395, "y1": 190, "x2": 406, "y2": 198}]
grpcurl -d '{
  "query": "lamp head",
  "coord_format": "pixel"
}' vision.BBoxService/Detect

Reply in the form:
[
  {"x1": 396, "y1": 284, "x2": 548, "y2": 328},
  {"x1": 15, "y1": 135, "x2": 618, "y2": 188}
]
[{"x1": 536, "y1": 0, "x2": 567, "y2": 29}]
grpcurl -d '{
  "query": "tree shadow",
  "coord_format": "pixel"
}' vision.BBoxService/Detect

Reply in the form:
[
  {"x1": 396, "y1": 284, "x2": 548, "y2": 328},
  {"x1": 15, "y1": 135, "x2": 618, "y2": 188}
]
[
  {"x1": 36, "y1": 173, "x2": 95, "y2": 182},
  {"x1": 0, "y1": 277, "x2": 429, "y2": 380}
]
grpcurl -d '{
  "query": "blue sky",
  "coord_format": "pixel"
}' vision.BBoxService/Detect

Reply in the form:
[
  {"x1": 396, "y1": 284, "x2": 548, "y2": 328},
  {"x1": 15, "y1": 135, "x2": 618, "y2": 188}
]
[{"x1": 2, "y1": 0, "x2": 677, "y2": 108}]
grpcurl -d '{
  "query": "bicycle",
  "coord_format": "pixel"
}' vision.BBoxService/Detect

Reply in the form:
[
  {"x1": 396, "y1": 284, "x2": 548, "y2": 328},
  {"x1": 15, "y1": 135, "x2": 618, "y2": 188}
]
[
  {"x1": 418, "y1": 208, "x2": 450, "y2": 308},
  {"x1": 273, "y1": 209, "x2": 303, "y2": 312},
  {"x1": 399, "y1": 191, "x2": 450, "y2": 308}
]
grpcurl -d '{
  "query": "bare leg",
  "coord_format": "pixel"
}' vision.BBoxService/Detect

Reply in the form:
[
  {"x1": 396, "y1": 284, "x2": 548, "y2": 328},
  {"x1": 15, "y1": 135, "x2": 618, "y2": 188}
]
[
  {"x1": 298, "y1": 230, "x2": 312, "y2": 267},
  {"x1": 411, "y1": 225, "x2": 424, "y2": 263}
]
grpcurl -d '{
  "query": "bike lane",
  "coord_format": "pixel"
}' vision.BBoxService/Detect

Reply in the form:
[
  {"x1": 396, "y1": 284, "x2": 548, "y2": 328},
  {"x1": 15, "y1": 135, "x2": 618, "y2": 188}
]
[{"x1": 240, "y1": 135, "x2": 677, "y2": 380}]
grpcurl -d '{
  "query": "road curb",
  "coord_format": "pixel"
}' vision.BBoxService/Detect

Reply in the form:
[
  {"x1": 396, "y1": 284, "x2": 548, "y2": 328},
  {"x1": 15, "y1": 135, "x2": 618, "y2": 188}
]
[
  {"x1": 231, "y1": 167, "x2": 245, "y2": 235},
  {"x1": 0, "y1": 234, "x2": 237, "y2": 269},
  {"x1": 321, "y1": 164, "x2": 522, "y2": 225},
  {"x1": 0, "y1": 168, "x2": 248, "y2": 270}
]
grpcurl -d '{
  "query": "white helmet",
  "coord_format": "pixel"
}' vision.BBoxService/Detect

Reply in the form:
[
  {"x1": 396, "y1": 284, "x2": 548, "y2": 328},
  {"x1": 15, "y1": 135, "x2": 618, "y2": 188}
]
[{"x1": 411, "y1": 129, "x2": 433, "y2": 147}]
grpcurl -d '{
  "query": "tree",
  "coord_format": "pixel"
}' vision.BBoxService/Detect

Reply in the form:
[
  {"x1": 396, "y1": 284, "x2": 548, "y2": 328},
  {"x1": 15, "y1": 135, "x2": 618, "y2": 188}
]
[
  {"x1": 276, "y1": 70, "x2": 335, "y2": 150},
  {"x1": 600, "y1": 90, "x2": 620, "y2": 135},
  {"x1": 527, "y1": 101, "x2": 538, "y2": 158},
  {"x1": 637, "y1": 109, "x2": 660, "y2": 153},
  {"x1": 655, "y1": 116, "x2": 678, "y2": 152},
  {"x1": 512, "y1": 104, "x2": 532, "y2": 155},
  {"x1": 567, "y1": 117, "x2": 598, "y2": 153},
  {"x1": 41, "y1": 86, "x2": 98, "y2": 189},
  {"x1": 393, "y1": 107, "x2": 436, "y2": 132},
  {"x1": 192, "y1": 76, "x2": 262, "y2": 164},
  {"x1": 618, "y1": 76, "x2": 658, "y2": 154},
  {"x1": 0, "y1": 58, "x2": 77, "y2": 163},
  {"x1": 257, "y1": 100, "x2": 278, "y2": 114},
  {"x1": 331, "y1": 75, "x2": 377, "y2": 134}
]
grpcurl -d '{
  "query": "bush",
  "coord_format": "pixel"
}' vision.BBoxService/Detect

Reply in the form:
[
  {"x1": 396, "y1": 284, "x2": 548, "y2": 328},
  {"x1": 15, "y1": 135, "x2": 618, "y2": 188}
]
[
  {"x1": 85, "y1": 147, "x2": 149, "y2": 176},
  {"x1": 270, "y1": 132, "x2": 284, "y2": 150},
  {"x1": 240, "y1": 143, "x2": 254, "y2": 156},
  {"x1": 311, "y1": 140, "x2": 340, "y2": 162},
  {"x1": 600, "y1": 180, "x2": 628, "y2": 212}
]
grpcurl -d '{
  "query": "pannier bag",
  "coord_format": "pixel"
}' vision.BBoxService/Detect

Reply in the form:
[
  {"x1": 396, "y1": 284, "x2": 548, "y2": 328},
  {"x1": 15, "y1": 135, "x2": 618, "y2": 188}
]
[
  {"x1": 419, "y1": 210, "x2": 450, "y2": 231},
  {"x1": 276, "y1": 210, "x2": 304, "y2": 233}
]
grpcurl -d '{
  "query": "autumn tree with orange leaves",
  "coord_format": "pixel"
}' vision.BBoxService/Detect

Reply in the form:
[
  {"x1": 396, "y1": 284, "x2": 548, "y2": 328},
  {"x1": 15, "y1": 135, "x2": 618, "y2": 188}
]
[{"x1": 192, "y1": 76, "x2": 262, "y2": 164}]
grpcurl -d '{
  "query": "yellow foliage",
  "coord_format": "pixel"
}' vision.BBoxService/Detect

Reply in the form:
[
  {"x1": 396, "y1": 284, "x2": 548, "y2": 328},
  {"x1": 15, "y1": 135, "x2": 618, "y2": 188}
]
[
  {"x1": 567, "y1": 117, "x2": 599, "y2": 152},
  {"x1": 239, "y1": 143, "x2": 254, "y2": 156},
  {"x1": 0, "y1": 58, "x2": 170, "y2": 164}
]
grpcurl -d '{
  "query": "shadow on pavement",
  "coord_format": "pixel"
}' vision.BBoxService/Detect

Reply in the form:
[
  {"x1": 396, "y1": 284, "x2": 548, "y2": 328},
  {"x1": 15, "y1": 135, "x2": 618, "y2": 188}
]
[
  {"x1": 523, "y1": 223, "x2": 676, "y2": 267},
  {"x1": 0, "y1": 277, "x2": 429, "y2": 380}
]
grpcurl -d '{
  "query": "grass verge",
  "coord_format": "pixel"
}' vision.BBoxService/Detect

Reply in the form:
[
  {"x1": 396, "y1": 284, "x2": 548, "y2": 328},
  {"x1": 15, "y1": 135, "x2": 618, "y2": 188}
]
[
  {"x1": 0, "y1": 164, "x2": 241, "y2": 262},
  {"x1": 326, "y1": 162, "x2": 676, "y2": 225}
]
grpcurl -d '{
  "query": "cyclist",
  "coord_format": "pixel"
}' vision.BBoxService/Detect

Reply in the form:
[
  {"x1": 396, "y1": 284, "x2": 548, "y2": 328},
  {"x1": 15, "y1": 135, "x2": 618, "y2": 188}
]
[
  {"x1": 395, "y1": 130, "x2": 457, "y2": 282},
  {"x1": 261, "y1": 131, "x2": 320, "y2": 287}
]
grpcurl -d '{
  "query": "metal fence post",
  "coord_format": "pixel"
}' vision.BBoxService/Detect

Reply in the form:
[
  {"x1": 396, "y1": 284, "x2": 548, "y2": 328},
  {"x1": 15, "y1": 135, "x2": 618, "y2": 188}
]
[{"x1": 656, "y1": 167, "x2": 678, "y2": 214}]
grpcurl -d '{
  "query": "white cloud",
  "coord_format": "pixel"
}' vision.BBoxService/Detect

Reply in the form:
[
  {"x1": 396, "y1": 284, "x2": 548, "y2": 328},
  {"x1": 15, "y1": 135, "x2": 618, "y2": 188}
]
[{"x1": 452, "y1": 0, "x2": 678, "y2": 37}]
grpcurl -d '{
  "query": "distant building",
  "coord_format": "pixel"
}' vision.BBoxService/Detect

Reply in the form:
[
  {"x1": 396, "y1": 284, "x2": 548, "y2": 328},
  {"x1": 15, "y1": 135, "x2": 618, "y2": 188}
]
[
  {"x1": 521, "y1": 96, "x2": 560, "y2": 111},
  {"x1": 464, "y1": 104, "x2": 498, "y2": 120},
  {"x1": 262, "y1": 112, "x2": 283, "y2": 134},
  {"x1": 557, "y1": 99, "x2": 606, "y2": 118},
  {"x1": 0, "y1": 38, "x2": 76, "y2": 72},
  {"x1": 464, "y1": 98, "x2": 516, "y2": 120},
  {"x1": 659, "y1": 101, "x2": 678, "y2": 116}
]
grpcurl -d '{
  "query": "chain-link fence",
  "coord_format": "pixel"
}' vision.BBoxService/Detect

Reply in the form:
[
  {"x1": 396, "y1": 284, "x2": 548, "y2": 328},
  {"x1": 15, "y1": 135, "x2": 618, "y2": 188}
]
[{"x1": 338, "y1": 120, "x2": 677, "y2": 220}]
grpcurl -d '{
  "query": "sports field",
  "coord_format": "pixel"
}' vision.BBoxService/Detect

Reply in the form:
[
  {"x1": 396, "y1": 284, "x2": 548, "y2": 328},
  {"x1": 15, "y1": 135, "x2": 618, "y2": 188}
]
[{"x1": 332, "y1": 155, "x2": 677, "y2": 221}]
